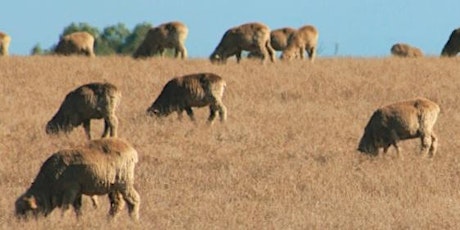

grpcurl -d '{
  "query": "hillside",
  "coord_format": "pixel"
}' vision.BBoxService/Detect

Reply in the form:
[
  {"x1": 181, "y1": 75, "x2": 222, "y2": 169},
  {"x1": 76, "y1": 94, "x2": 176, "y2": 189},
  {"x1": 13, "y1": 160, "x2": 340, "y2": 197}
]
[{"x1": 1, "y1": 56, "x2": 460, "y2": 229}]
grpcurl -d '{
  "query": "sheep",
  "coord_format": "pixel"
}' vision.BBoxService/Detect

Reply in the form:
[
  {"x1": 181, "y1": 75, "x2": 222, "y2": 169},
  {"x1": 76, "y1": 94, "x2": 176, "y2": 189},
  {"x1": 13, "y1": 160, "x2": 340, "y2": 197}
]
[
  {"x1": 280, "y1": 25, "x2": 319, "y2": 62},
  {"x1": 54, "y1": 31, "x2": 95, "y2": 57},
  {"x1": 15, "y1": 138, "x2": 140, "y2": 220},
  {"x1": 358, "y1": 98, "x2": 440, "y2": 158},
  {"x1": 210, "y1": 22, "x2": 275, "y2": 64},
  {"x1": 146, "y1": 72, "x2": 227, "y2": 124},
  {"x1": 391, "y1": 43, "x2": 423, "y2": 57},
  {"x1": 0, "y1": 32, "x2": 11, "y2": 56},
  {"x1": 133, "y1": 21, "x2": 188, "y2": 59},
  {"x1": 46, "y1": 82, "x2": 121, "y2": 140},
  {"x1": 441, "y1": 28, "x2": 460, "y2": 57}
]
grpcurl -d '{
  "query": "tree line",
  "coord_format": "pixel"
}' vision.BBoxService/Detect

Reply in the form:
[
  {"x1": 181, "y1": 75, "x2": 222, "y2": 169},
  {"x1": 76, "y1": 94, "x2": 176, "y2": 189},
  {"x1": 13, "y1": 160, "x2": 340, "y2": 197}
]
[{"x1": 31, "y1": 22, "x2": 154, "y2": 56}]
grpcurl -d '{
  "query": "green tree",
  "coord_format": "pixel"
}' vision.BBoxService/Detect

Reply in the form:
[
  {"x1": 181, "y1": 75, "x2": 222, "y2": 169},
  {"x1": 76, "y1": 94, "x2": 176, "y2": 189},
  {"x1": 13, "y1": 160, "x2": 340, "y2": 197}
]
[
  {"x1": 96, "y1": 23, "x2": 130, "y2": 55},
  {"x1": 119, "y1": 22, "x2": 152, "y2": 55},
  {"x1": 30, "y1": 43, "x2": 53, "y2": 55},
  {"x1": 30, "y1": 43, "x2": 43, "y2": 55}
]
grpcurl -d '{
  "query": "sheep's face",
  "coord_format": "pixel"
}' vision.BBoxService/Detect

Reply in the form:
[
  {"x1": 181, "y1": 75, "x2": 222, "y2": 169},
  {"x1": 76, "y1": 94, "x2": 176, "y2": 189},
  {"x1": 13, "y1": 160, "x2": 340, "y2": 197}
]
[
  {"x1": 209, "y1": 53, "x2": 223, "y2": 64},
  {"x1": 146, "y1": 108, "x2": 161, "y2": 117},
  {"x1": 280, "y1": 50, "x2": 296, "y2": 60},
  {"x1": 357, "y1": 132, "x2": 378, "y2": 156},
  {"x1": 15, "y1": 195, "x2": 40, "y2": 219},
  {"x1": 146, "y1": 107, "x2": 170, "y2": 117},
  {"x1": 45, "y1": 122, "x2": 60, "y2": 135}
]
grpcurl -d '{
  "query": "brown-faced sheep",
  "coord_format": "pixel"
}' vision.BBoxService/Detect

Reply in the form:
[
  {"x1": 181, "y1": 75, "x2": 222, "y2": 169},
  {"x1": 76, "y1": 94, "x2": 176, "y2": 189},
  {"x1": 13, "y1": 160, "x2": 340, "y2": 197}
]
[
  {"x1": 54, "y1": 31, "x2": 95, "y2": 57},
  {"x1": 133, "y1": 21, "x2": 188, "y2": 59},
  {"x1": 358, "y1": 98, "x2": 440, "y2": 158},
  {"x1": 248, "y1": 27, "x2": 296, "y2": 58},
  {"x1": 210, "y1": 22, "x2": 275, "y2": 64},
  {"x1": 15, "y1": 138, "x2": 140, "y2": 220},
  {"x1": 391, "y1": 43, "x2": 423, "y2": 57},
  {"x1": 280, "y1": 25, "x2": 318, "y2": 62},
  {"x1": 441, "y1": 28, "x2": 460, "y2": 57},
  {"x1": 146, "y1": 73, "x2": 227, "y2": 124},
  {"x1": 0, "y1": 32, "x2": 11, "y2": 56},
  {"x1": 46, "y1": 82, "x2": 121, "y2": 140}
]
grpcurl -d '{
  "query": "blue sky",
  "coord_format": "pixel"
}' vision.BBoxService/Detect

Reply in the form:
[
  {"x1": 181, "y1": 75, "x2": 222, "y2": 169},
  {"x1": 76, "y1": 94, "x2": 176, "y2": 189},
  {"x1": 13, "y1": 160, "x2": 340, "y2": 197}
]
[{"x1": 2, "y1": 0, "x2": 460, "y2": 57}]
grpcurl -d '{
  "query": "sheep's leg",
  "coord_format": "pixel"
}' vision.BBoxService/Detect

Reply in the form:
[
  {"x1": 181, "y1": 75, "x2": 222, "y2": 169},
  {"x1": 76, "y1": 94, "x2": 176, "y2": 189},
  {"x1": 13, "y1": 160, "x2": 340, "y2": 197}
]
[
  {"x1": 158, "y1": 47, "x2": 165, "y2": 57},
  {"x1": 72, "y1": 194, "x2": 83, "y2": 218},
  {"x1": 298, "y1": 48, "x2": 305, "y2": 59},
  {"x1": 176, "y1": 109, "x2": 184, "y2": 121},
  {"x1": 307, "y1": 47, "x2": 316, "y2": 62},
  {"x1": 383, "y1": 144, "x2": 391, "y2": 154},
  {"x1": 206, "y1": 97, "x2": 227, "y2": 125},
  {"x1": 235, "y1": 51, "x2": 242, "y2": 63},
  {"x1": 421, "y1": 133, "x2": 434, "y2": 157},
  {"x1": 208, "y1": 105, "x2": 218, "y2": 125},
  {"x1": 217, "y1": 102, "x2": 227, "y2": 123},
  {"x1": 387, "y1": 130, "x2": 403, "y2": 158},
  {"x1": 258, "y1": 47, "x2": 269, "y2": 64},
  {"x1": 391, "y1": 141, "x2": 403, "y2": 159},
  {"x1": 266, "y1": 43, "x2": 276, "y2": 63},
  {"x1": 82, "y1": 119, "x2": 92, "y2": 140},
  {"x1": 311, "y1": 47, "x2": 316, "y2": 62},
  {"x1": 104, "y1": 115, "x2": 118, "y2": 138},
  {"x1": 108, "y1": 191, "x2": 125, "y2": 218},
  {"x1": 174, "y1": 48, "x2": 180, "y2": 58},
  {"x1": 185, "y1": 107, "x2": 195, "y2": 122},
  {"x1": 176, "y1": 45, "x2": 187, "y2": 59},
  {"x1": 182, "y1": 46, "x2": 188, "y2": 59},
  {"x1": 61, "y1": 188, "x2": 79, "y2": 218},
  {"x1": 429, "y1": 132, "x2": 438, "y2": 158},
  {"x1": 121, "y1": 187, "x2": 141, "y2": 221},
  {"x1": 90, "y1": 195, "x2": 98, "y2": 208},
  {"x1": 110, "y1": 115, "x2": 118, "y2": 137},
  {"x1": 102, "y1": 119, "x2": 110, "y2": 138}
]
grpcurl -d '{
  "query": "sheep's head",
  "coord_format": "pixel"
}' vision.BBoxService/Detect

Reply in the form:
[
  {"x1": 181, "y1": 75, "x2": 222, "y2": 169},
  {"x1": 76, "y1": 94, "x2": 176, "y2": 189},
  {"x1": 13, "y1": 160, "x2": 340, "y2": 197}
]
[
  {"x1": 146, "y1": 103, "x2": 175, "y2": 118},
  {"x1": 441, "y1": 30, "x2": 460, "y2": 57},
  {"x1": 357, "y1": 132, "x2": 378, "y2": 156},
  {"x1": 280, "y1": 49, "x2": 297, "y2": 60},
  {"x1": 146, "y1": 107, "x2": 161, "y2": 117},
  {"x1": 15, "y1": 195, "x2": 40, "y2": 219},
  {"x1": 45, "y1": 120, "x2": 73, "y2": 135},
  {"x1": 209, "y1": 53, "x2": 223, "y2": 64},
  {"x1": 441, "y1": 45, "x2": 459, "y2": 57}
]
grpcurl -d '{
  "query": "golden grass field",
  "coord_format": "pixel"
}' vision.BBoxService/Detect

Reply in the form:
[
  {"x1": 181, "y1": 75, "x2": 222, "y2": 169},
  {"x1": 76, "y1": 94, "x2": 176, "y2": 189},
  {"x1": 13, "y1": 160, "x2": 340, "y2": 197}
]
[{"x1": 1, "y1": 55, "x2": 460, "y2": 229}]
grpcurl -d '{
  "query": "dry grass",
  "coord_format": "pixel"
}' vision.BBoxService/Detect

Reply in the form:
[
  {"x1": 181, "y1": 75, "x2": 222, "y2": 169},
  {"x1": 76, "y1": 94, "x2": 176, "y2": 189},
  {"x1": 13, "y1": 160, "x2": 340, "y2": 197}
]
[{"x1": 1, "y1": 56, "x2": 460, "y2": 229}]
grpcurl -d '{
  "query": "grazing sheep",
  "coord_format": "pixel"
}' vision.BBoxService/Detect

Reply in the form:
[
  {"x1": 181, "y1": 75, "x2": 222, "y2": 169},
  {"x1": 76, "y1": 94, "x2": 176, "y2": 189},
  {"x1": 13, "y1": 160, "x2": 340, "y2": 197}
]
[
  {"x1": 248, "y1": 27, "x2": 297, "y2": 58},
  {"x1": 210, "y1": 22, "x2": 275, "y2": 64},
  {"x1": 46, "y1": 82, "x2": 121, "y2": 140},
  {"x1": 441, "y1": 28, "x2": 460, "y2": 57},
  {"x1": 391, "y1": 43, "x2": 423, "y2": 57},
  {"x1": 15, "y1": 138, "x2": 140, "y2": 220},
  {"x1": 133, "y1": 21, "x2": 188, "y2": 59},
  {"x1": 54, "y1": 31, "x2": 95, "y2": 57},
  {"x1": 270, "y1": 27, "x2": 297, "y2": 51},
  {"x1": 358, "y1": 98, "x2": 440, "y2": 158},
  {"x1": 280, "y1": 25, "x2": 319, "y2": 62},
  {"x1": 0, "y1": 32, "x2": 11, "y2": 56},
  {"x1": 146, "y1": 73, "x2": 227, "y2": 124}
]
